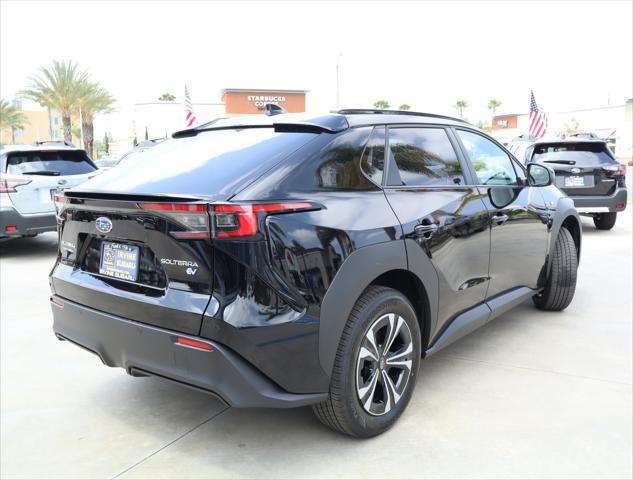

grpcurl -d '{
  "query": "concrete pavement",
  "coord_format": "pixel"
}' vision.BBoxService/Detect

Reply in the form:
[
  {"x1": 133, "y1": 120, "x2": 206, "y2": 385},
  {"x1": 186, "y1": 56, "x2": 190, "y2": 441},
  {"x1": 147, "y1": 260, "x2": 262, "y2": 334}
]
[{"x1": 1, "y1": 212, "x2": 631, "y2": 479}]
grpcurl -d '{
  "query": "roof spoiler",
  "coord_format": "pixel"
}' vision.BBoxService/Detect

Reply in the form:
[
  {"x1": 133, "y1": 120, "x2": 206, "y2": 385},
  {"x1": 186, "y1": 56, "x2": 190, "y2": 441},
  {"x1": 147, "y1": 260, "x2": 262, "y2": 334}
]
[{"x1": 264, "y1": 103, "x2": 287, "y2": 116}]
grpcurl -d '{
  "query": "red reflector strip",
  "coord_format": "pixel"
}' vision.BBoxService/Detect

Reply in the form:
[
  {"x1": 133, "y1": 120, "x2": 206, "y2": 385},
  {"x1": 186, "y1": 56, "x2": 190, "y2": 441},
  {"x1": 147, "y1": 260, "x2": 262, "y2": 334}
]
[
  {"x1": 50, "y1": 297, "x2": 64, "y2": 307},
  {"x1": 5, "y1": 225, "x2": 17, "y2": 232},
  {"x1": 170, "y1": 231, "x2": 210, "y2": 239},
  {"x1": 53, "y1": 195, "x2": 69, "y2": 204},
  {"x1": 176, "y1": 337, "x2": 213, "y2": 351},
  {"x1": 616, "y1": 203, "x2": 624, "y2": 209},
  {"x1": 138, "y1": 203, "x2": 206, "y2": 212}
]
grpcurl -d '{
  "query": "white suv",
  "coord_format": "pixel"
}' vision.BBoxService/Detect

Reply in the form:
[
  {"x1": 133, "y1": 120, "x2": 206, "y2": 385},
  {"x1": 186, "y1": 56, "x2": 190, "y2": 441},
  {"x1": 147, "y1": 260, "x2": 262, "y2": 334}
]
[{"x1": 0, "y1": 143, "x2": 99, "y2": 238}]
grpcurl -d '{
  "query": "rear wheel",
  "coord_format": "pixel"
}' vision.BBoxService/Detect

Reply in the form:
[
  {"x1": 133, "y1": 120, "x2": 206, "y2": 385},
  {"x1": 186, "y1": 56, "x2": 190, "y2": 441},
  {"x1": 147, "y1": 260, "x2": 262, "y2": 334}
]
[
  {"x1": 312, "y1": 286, "x2": 421, "y2": 437},
  {"x1": 593, "y1": 212, "x2": 617, "y2": 230},
  {"x1": 533, "y1": 227, "x2": 577, "y2": 311}
]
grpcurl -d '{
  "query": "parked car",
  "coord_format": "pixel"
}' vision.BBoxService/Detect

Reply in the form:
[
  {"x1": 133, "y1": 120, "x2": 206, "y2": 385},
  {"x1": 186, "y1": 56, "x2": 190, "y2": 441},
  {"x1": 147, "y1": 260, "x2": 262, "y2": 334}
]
[
  {"x1": 50, "y1": 110, "x2": 581, "y2": 437},
  {"x1": 0, "y1": 144, "x2": 98, "y2": 238},
  {"x1": 94, "y1": 156, "x2": 119, "y2": 170},
  {"x1": 508, "y1": 134, "x2": 627, "y2": 230}
]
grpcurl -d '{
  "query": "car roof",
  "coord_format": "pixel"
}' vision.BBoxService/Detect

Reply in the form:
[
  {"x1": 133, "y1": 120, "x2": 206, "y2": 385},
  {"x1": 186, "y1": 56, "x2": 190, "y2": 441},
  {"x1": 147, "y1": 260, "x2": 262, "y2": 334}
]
[
  {"x1": 510, "y1": 135, "x2": 607, "y2": 146},
  {"x1": 173, "y1": 109, "x2": 473, "y2": 138},
  {"x1": 0, "y1": 144, "x2": 85, "y2": 154}
]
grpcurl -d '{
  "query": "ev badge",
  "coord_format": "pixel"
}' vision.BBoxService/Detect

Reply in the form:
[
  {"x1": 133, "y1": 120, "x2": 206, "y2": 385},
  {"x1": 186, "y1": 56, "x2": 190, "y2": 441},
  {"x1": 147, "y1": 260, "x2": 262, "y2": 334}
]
[
  {"x1": 95, "y1": 217, "x2": 113, "y2": 234},
  {"x1": 186, "y1": 267, "x2": 198, "y2": 276}
]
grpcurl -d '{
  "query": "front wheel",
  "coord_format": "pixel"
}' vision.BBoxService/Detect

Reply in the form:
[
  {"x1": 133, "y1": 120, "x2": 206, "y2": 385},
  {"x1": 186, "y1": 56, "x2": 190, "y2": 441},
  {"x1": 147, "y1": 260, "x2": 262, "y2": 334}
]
[
  {"x1": 593, "y1": 212, "x2": 617, "y2": 230},
  {"x1": 533, "y1": 227, "x2": 578, "y2": 311},
  {"x1": 312, "y1": 286, "x2": 421, "y2": 437}
]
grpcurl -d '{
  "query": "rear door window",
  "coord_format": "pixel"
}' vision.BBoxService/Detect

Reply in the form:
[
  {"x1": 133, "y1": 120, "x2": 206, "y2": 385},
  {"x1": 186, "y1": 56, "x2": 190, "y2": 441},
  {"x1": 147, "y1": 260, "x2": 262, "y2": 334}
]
[
  {"x1": 387, "y1": 127, "x2": 465, "y2": 186},
  {"x1": 6, "y1": 150, "x2": 97, "y2": 176},
  {"x1": 531, "y1": 142, "x2": 618, "y2": 167}
]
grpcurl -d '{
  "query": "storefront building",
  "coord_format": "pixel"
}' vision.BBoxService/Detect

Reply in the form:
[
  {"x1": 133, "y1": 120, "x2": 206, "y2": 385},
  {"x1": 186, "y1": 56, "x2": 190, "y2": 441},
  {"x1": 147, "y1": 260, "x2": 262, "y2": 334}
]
[{"x1": 222, "y1": 88, "x2": 307, "y2": 115}]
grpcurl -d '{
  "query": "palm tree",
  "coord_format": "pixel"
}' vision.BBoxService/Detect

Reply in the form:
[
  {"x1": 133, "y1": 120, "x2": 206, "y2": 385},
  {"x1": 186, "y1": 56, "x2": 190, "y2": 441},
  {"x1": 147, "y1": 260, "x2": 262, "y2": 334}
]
[
  {"x1": 398, "y1": 104, "x2": 411, "y2": 111},
  {"x1": 0, "y1": 99, "x2": 28, "y2": 144},
  {"x1": 487, "y1": 98, "x2": 502, "y2": 118},
  {"x1": 373, "y1": 99, "x2": 390, "y2": 109},
  {"x1": 158, "y1": 92, "x2": 176, "y2": 101},
  {"x1": 76, "y1": 81, "x2": 115, "y2": 157},
  {"x1": 20, "y1": 60, "x2": 88, "y2": 143},
  {"x1": 454, "y1": 100, "x2": 468, "y2": 118}
]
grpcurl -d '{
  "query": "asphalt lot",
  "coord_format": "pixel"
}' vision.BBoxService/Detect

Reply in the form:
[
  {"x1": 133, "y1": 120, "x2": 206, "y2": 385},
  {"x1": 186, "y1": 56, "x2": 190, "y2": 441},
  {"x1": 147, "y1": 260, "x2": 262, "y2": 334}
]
[{"x1": 1, "y1": 213, "x2": 632, "y2": 479}]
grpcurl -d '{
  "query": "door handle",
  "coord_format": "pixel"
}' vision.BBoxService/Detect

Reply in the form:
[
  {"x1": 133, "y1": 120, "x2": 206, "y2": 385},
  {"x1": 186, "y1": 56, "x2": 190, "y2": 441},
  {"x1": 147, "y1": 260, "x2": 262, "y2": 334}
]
[
  {"x1": 492, "y1": 214, "x2": 509, "y2": 225},
  {"x1": 414, "y1": 223, "x2": 439, "y2": 237}
]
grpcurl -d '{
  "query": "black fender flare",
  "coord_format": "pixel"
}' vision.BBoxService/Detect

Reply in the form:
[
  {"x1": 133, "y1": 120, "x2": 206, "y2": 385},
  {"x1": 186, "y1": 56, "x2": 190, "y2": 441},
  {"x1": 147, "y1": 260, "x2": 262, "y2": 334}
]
[
  {"x1": 318, "y1": 239, "x2": 439, "y2": 376},
  {"x1": 547, "y1": 197, "x2": 582, "y2": 275}
]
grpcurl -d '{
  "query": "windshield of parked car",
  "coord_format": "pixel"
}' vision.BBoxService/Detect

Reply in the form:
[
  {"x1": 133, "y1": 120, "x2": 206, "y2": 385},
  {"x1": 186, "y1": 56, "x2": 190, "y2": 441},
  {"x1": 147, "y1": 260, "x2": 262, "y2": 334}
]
[
  {"x1": 5, "y1": 150, "x2": 97, "y2": 176},
  {"x1": 531, "y1": 142, "x2": 617, "y2": 167}
]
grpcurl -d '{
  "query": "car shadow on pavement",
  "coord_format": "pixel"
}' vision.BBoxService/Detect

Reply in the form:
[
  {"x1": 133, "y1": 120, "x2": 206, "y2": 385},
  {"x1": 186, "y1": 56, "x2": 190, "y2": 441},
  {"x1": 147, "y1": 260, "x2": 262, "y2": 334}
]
[{"x1": 0, "y1": 232, "x2": 58, "y2": 259}]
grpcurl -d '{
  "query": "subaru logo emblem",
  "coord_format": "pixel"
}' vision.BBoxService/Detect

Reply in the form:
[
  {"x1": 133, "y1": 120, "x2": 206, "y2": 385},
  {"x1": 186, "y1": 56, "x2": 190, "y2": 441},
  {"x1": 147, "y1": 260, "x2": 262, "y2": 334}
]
[
  {"x1": 571, "y1": 167, "x2": 581, "y2": 174},
  {"x1": 95, "y1": 217, "x2": 113, "y2": 234},
  {"x1": 57, "y1": 179, "x2": 68, "y2": 185}
]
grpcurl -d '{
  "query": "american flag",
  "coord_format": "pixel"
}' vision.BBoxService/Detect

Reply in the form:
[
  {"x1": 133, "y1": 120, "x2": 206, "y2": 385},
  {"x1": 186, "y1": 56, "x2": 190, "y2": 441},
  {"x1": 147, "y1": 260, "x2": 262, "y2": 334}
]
[
  {"x1": 529, "y1": 90, "x2": 547, "y2": 138},
  {"x1": 184, "y1": 85, "x2": 197, "y2": 127}
]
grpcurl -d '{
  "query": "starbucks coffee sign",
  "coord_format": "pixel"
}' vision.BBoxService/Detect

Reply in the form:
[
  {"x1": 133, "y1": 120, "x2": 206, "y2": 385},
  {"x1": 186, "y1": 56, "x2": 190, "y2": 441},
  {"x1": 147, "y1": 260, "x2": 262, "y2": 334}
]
[{"x1": 247, "y1": 95, "x2": 287, "y2": 109}]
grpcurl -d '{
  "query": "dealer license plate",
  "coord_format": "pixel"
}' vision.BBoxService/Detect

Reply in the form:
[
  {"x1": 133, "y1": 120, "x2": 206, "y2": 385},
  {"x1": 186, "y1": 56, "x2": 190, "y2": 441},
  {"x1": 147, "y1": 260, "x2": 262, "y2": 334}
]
[
  {"x1": 99, "y1": 242, "x2": 140, "y2": 282},
  {"x1": 564, "y1": 176, "x2": 585, "y2": 187}
]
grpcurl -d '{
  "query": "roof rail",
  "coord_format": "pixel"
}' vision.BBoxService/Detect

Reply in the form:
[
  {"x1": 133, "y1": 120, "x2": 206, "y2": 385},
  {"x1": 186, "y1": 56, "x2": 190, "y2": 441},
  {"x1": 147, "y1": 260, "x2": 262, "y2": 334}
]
[
  {"x1": 336, "y1": 109, "x2": 469, "y2": 124},
  {"x1": 32, "y1": 140, "x2": 76, "y2": 147}
]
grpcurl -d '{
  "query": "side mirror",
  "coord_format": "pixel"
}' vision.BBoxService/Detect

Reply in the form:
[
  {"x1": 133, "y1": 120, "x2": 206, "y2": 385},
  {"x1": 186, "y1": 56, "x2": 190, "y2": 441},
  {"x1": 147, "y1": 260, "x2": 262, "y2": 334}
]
[{"x1": 527, "y1": 163, "x2": 554, "y2": 187}]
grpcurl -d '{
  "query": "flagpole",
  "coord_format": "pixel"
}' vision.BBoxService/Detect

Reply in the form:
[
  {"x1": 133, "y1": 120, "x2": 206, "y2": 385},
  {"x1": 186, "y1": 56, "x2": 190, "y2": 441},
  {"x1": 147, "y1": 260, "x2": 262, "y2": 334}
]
[{"x1": 79, "y1": 106, "x2": 84, "y2": 148}]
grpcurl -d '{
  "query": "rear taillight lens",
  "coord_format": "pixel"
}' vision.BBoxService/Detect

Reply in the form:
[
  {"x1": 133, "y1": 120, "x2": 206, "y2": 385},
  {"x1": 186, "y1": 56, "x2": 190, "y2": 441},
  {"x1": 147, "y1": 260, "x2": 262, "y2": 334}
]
[
  {"x1": 137, "y1": 201, "x2": 316, "y2": 239},
  {"x1": 0, "y1": 176, "x2": 32, "y2": 193},
  {"x1": 211, "y1": 202, "x2": 315, "y2": 238},
  {"x1": 604, "y1": 164, "x2": 627, "y2": 177},
  {"x1": 53, "y1": 194, "x2": 69, "y2": 216},
  {"x1": 138, "y1": 202, "x2": 209, "y2": 239}
]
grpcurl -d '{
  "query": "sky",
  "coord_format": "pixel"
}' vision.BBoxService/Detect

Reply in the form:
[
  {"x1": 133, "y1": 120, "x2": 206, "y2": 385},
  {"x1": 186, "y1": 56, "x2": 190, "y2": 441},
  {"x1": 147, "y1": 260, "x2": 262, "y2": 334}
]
[{"x1": 1, "y1": 0, "x2": 632, "y2": 139}]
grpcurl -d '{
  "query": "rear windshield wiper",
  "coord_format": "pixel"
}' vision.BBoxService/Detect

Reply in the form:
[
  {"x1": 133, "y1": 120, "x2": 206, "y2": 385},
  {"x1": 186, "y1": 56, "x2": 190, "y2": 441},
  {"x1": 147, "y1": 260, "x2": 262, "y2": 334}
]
[
  {"x1": 22, "y1": 170, "x2": 61, "y2": 176},
  {"x1": 543, "y1": 160, "x2": 576, "y2": 165}
]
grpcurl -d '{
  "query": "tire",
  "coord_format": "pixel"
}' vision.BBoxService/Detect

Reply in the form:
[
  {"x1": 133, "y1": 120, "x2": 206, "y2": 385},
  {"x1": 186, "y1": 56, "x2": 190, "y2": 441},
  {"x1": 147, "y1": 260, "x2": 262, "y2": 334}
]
[
  {"x1": 312, "y1": 286, "x2": 421, "y2": 437},
  {"x1": 593, "y1": 212, "x2": 617, "y2": 230},
  {"x1": 533, "y1": 227, "x2": 578, "y2": 311}
]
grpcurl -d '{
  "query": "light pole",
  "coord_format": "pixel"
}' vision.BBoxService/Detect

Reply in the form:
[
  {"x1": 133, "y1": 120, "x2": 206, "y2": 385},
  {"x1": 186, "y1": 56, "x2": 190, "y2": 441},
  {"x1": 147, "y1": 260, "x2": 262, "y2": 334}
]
[{"x1": 336, "y1": 53, "x2": 342, "y2": 109}]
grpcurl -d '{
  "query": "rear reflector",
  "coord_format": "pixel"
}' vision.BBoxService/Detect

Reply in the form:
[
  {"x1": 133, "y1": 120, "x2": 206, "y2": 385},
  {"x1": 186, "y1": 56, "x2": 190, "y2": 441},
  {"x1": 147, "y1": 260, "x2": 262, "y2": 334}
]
[
  {"x1": 5, "y1": 225, "x2": 17, "y2": 232},
  {"x1": 176, "y1": 337, "x2": 213, "y2": 351},
  {"x1": 616, "y1": 203, "x2": 624, "y2": 209},
  {"x1": 50, "y1": 297, "x2": 64, "y2": 308},
  {"x1": 138, "y1": 203, "x2": 206, "y2": 212}
]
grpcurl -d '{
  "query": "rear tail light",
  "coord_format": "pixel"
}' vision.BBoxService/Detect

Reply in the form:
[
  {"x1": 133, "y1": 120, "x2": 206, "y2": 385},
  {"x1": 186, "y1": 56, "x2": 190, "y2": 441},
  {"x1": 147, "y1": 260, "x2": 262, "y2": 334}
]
[
  {"x1": 137, "y1": 201, "x2": 316, "y2": 239},
  {"x1": 604, "y1": 164, "x2": 627, "y2": 177},
  {"x1": 138, "y1": 202, "x2": 209, "y2": 239},
  {"x1": 211, "y1": 202, "x2": 315, "y2": 238},
  {"x1": 0, "y1": 176, "x2": 32, "y2": 193},
  {"x1": 53, "y1": 194, "x2": 69, "y2": 216},
  {"x1": 176, "y1": 337, "x2": 213, "y2": 351}
]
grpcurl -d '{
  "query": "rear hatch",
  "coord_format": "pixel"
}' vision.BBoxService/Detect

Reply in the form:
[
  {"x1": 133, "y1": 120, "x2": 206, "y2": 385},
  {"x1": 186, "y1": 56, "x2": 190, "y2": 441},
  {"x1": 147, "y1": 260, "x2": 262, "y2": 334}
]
[
  {"x1": 530, "y1": 141, "x2": 622, "y2": 196},
  {"x1": 4, "y1": 149, "x2": 98, "y2": 214},
  {"x1": 51, "y1": 127, "x2": 318, "y2": 335}
]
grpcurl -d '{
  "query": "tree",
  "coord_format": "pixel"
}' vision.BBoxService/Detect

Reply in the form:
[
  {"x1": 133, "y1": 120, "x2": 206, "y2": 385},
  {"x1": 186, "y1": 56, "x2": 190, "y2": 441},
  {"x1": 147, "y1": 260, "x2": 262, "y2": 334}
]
[
  {"x1": 20, "y1": 60, "x2": 88, "y2": 143},
  {"x1": 76, "y1": 81, "x2": 115, "y2": 157},
  {"x1": 373, "y1": 99, "x2": 390, "y2": 109},
  {"x1": 133, "y1": 135, "x2": 138, "y2": 147},
  {"x1": 398, "y1": 104, "x2": 411, "y2": 111},
  {"x1": 487, "y1": 98, "x2": 502, "y2": 118},
  {"x1": 158, "y1": 92, "x2": 176, "y2": 101},
  {"x1": 0, "y1": 99, "x2": 28, "y2": 144},
  {"x1": 454, "y1": 100, "x2": 468, "y2": 118},
  {"x1": 103, "y1": 132, "x2": 109, "y2": 155},
  {"x1": 144, "y1": 126, "x2": 148, "y2": 141}
]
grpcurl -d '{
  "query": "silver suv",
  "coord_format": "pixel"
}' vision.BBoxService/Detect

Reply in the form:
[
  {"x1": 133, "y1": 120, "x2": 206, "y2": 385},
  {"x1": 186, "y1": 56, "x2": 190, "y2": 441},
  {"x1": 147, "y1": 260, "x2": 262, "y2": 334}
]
[{"x1": 0, "y1": 143, "x2": 99, "y2": 238}]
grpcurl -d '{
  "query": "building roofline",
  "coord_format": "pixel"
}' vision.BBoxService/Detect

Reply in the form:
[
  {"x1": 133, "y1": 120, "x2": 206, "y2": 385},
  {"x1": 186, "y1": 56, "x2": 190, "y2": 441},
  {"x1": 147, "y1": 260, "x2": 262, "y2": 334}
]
[{"x1": 221, "y1": 88, "x2": 310, "y2": 94}]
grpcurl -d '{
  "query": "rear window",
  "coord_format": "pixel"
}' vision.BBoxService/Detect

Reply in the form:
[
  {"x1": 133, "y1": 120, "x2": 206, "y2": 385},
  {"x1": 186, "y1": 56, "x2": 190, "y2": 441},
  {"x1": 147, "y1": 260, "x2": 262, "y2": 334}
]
[
  {"x1": 6, "y1": 150, "x2": 96, "y2": 176},
  {"x1": 77, "y1": 128, "x2": 317, "y2": 197},
  {"x1": 531, "y1": 142, "x2": 617, "y2": 167}
]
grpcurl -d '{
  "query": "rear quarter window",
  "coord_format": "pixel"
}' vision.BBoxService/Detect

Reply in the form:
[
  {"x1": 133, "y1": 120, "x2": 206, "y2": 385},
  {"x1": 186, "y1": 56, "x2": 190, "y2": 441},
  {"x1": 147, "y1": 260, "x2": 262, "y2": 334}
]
[
  {"x1": 531, "y1": 142, "x2": 617, "y2": 167},
  {"x1": 6, "y1": 150, "x2": 96, "y2": 176}
]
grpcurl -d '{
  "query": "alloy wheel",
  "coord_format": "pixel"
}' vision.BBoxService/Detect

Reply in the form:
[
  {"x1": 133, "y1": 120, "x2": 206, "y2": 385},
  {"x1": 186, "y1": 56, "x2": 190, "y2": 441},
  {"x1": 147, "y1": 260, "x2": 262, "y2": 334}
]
[{"x1": 355, "y1": 313, "x2": 414, "y2": 416}]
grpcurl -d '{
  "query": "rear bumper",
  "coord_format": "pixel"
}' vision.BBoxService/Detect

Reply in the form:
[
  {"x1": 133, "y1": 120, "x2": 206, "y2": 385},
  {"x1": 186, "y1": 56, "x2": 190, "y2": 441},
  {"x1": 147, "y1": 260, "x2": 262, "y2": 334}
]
[
  {"x1": 570, "y1": 188, "x2": 627, "y2": 214},
  {"x1": 50, "y1": 296, "x2": 326, "y2": 408},
  {"x1": 0, "y1": 206, "x2": 57, "y2": 236}
]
